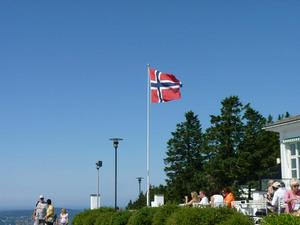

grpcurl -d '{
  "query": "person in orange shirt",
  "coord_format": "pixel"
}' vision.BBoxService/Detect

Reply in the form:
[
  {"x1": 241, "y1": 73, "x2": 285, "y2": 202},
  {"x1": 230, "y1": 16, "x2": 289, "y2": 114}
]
[{"x1": 223, "y1": 187, "x2": 234, "y2": 208}]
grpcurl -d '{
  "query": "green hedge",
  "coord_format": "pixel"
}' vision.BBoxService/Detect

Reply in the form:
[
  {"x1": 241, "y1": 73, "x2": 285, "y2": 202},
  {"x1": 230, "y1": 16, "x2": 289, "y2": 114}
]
[
  {"x1": 72, "y1": 205, "x2": 253, "y2": 225},
  {"x1": 152, "y1": 204, "x2": 179, "y2": 225},
  {"x1": 73, "y1": 208, "x2": 115, "y2": 225},
  {"x1": 261, "y1": 214, "x2": 300, "y2": 225},
  {"x1": 165, "y1": 207, "x2": 251, "y2": 225},
  {"x1": 111, "y1": 211, "x2": 132, "y2": 225},
  {"x1": 218, "y1": 213, "x2": 253, "y2": 225},
  {"x1": 127, "y1": 207, "x2": 158, "y2": 225}
]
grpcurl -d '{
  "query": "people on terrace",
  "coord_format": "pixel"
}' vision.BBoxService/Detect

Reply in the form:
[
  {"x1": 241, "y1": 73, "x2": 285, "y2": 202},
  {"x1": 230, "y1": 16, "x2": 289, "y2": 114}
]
[
  {"x1": 210, "y1": 191, "x2": 224, "y2": 207},
  {"x1": 271, "y1": 181, "x2": 287, "y2": 213},
  {"x1": 284, "y1": 178, "x2": 300, "y2": 215},
  {"x1": 266, "y1": 179, "x2": 275, "y2": 203},
  {"x1": 184, "y1": 191, "x2": 199, "y2": 206},
  {"x1": 222, "y1": 187, "x2": 234, "y2": 208},
  {"x1": 199, "y1": 191, "x2": 209, "y2": 205}
]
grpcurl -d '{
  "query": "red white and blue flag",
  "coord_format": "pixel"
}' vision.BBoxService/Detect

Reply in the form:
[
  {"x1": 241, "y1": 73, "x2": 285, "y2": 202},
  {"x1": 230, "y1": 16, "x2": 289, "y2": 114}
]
[{"x1": 149, "y1": 68, "x2": 182, "y2": 103}]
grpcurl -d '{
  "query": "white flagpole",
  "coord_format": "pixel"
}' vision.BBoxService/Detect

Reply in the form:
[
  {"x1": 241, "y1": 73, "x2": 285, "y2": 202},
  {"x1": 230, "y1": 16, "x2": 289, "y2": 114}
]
[{"x1": 146, "y1": 64, "x2": 151, "y2": 207}]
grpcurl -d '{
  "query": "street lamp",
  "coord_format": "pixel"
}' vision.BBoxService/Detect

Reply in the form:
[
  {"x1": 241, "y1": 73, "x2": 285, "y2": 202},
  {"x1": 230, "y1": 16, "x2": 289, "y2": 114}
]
[
  {"x1": 96, "y1": 160, "x2": 102, "y2": 208},
  {"x1": 136, "y1": 177, "x2": 144, "y2": 195},
  {"x1": 110, "y1": 138, "x2": 123, "y2": 210}
]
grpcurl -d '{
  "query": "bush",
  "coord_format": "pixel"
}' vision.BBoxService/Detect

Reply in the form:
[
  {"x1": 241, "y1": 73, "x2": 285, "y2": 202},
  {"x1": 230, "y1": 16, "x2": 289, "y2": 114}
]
[
  {"x1": 152, "y1": 204, "x2": 179, "y2": 225},
  {"x1": 112, "y1": 211, "x2": 133, "y2": 225},
  {"x1": 127, "y1": 207, "x2": 158, "y2": 225},
  {"x1": 95, "y1": 211, "x2": 115, "y2": 225},
  {"x1": 73, "y1": 206, "x2": 253, "y2": 225},
  {"x1": 261, "y1": 214, "x2": 300, "y2": 225},
  {"x1": 72, "y1": 210, "x2": 90, "y2": 225},
  {"x1": 72, "y1": 208, "x2": 115, "y2": 225},
  {"x1": 218, "y1": 212, "x2": 253, "y2": 225},
  {"x1": 166, "y1": 207, "x2": 247, "y2": 225}
]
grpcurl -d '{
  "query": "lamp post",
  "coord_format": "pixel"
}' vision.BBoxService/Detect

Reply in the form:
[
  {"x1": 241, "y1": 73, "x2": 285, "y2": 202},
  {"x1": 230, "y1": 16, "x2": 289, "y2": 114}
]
[
  {"x1": 136, "y1": 177, "x2": 144, "y2": 195},
  {"x1": 110, "y1": 138, "x2": 123, "y2": 210},
  {"x1": 96, "y1": 160, "x2": 102, "y2": 208}
]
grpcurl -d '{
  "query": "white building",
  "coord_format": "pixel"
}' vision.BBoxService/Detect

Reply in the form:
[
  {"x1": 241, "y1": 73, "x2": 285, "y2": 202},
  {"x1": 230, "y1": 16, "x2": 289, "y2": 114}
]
[
  {"x1": 264, "y1": 115, "x2": 300, "y2": 183},
  {"x1": 90, "y1": 194, "x2": 100, "y2": 209}
]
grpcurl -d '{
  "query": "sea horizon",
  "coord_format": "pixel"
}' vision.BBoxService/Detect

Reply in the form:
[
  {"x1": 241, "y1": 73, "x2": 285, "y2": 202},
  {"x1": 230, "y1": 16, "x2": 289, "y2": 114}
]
[{"x1": 0, "y1": 208, "x2": 84, "y2": 225}]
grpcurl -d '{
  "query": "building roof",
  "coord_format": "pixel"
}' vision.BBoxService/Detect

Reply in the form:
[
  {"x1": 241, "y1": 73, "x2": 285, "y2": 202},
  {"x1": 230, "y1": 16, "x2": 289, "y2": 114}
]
[{"x1": 264, "y1": 114, "x2": 300, "y2": 130}]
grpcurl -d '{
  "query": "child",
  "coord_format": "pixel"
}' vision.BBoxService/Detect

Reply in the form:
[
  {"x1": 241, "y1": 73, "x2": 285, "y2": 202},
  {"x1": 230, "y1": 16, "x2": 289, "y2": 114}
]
[{"x1": 59, "y1": 208, "x2": 69, "y2": 225}]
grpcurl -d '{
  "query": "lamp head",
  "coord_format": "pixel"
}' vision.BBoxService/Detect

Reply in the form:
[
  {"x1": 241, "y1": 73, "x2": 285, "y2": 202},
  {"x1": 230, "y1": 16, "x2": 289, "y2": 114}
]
[
  {"x1": 96, "y1": 160, "x2": 102, "y2": 169},
  {"x1": 109, "y1": 138, "x2": 123, "y2": 149},
  {"x1": 136, "y1": 177, "x2": 144, "y2": 182}
]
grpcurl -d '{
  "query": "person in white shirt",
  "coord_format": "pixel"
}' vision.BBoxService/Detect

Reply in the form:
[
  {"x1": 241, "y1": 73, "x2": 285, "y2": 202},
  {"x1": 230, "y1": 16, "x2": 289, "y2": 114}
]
[
  {"x1": 272, "y1": 181, "x2": 287, "y2": 213},
  {"x1": 199, "y1": 191, "x2": 209, "y2": 205},
  {"x1": 34, "y1": 195, "x2": 47, "y2": 225},
  {"x1": 210, "y1": 191, "x2": 224, "y2": 207}
]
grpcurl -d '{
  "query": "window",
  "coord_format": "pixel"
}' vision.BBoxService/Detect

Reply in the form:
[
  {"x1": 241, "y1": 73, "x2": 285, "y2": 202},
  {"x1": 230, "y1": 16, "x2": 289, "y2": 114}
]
[{"x1": 289, "y1": 143, "x2": 300, "y2": 178}]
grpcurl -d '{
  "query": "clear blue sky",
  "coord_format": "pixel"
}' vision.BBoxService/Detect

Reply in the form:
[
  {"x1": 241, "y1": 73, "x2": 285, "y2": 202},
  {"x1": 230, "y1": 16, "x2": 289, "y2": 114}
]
[{"x1": 0, "y1": 0, "x2": 299, "y2": 210}]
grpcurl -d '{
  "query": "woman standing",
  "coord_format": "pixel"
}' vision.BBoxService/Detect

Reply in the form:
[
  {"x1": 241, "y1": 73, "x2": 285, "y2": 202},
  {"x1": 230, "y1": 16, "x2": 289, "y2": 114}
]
[{"x1": 45, "y1": 199, "x2": 54, "y2": 225}]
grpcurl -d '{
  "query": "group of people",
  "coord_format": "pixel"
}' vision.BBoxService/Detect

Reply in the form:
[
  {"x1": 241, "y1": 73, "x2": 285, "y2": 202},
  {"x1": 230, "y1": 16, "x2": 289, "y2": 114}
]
[
  {"x1": 33, "y1": 195, "x2": 69, "y2": 225},
  {"x1": 182, "y1": 187, "x2": 235, "y2": 208},
  {"x1": 266, "y1": 178, "x2": 300, "y2": 215}
]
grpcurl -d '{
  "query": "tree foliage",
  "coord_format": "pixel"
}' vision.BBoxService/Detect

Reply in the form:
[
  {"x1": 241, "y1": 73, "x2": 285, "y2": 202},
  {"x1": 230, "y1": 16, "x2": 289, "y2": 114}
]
[
  {"x1": 126, "y1": 96, "x2": 282, "y2": 206},
  {"x1": 164, "y1": 96, "x2": 280, "y2": 200},
  {"x1": 237, "y1": 104, "x2": 280, "y2": 190},
  {"x1": 204, "y1": 96, "x2": 244, "y2": 191},
  {"x1": 164, "y1": 111, "x2": 206, "y2": 202}
]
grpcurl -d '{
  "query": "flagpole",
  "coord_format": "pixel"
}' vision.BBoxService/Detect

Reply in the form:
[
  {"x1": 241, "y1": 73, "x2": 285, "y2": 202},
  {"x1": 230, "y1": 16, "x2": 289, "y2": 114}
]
[{"x1": 146, "y1": 64, "x2": 151, "y2": 207}]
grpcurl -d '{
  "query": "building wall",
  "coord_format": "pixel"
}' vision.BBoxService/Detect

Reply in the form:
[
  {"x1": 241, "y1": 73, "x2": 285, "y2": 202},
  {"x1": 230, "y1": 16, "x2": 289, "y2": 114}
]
[{"x1": 278, "y1": 122, "x2": 300, "y2": 180}]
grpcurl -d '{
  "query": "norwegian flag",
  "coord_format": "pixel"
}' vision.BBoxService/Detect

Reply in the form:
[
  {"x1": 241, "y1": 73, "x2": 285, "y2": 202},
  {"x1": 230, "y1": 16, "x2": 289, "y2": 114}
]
[{"x1": 149, "y1": 68, "x2": 182, "y2": 103}]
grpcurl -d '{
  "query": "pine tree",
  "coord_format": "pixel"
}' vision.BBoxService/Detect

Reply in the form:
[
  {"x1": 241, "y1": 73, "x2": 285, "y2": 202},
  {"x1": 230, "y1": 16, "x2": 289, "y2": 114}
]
[
  {"x1": 237, "y1": 105, "x2": 280, "y2": 192},
  {"x1": 285, "y1": 112, "x2": 290, "y2": 118},
  {"x1": 126, "y1": 185, "x2": 167, "y2": 209},
  {"x1": 267, "y1": 114, "x2": 273, "y2": 123},
  {"x1": 164, "y1": 111, "x2": 205, "y2": 202},
  {"x1": 204, "y1": 96, "x2": 244, "y2": 191}
]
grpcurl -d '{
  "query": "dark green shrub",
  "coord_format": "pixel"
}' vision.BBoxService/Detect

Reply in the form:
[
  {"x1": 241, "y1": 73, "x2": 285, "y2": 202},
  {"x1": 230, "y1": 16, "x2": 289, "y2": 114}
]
[
  {"x1": 111, "y1": 211, "x2": 133, "y2": 225},
  {"x1": 152, "y1": 204, "x2": 179, "y2": 225},
  {"x1": 73, "y1": 210, "x2": 90, "y2": 225},
  {"x1": 127, "y1": 207, "x2": 158, "y2": 225},
  {"x1": 95, "y1": 211, "x2": 115, "y2": 225},
  {"x1": 217, "y1": 212, "x2": 253, "y2": 225},
  {"x1": 166, "y1": 207, "x2": 237, "y2": 225},
  {"x1": 73, "y1": 209, "x2": 99, "y2": 225},
  {"x1": 261, "y1": 214, "x2": 300, "y2": 225},
  {"x1": 72, "y1": 208, "x2": 115, "y2": 225}
]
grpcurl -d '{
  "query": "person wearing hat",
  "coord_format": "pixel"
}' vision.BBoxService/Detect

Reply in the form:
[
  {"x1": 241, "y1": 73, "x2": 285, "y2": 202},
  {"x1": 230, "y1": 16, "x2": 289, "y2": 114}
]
[
  {"x1": 271, "y1": 181, "x2": 287, "y2": 213},
  {"x1": 34, "y1": 195, "x2": 47, "y2": 225},
  {"x1": 284, "y1": 179, "x2": 300, "y2": 214},
  {"x1": 33, "y1": 195, "x2": 44, "y2": 225}
]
